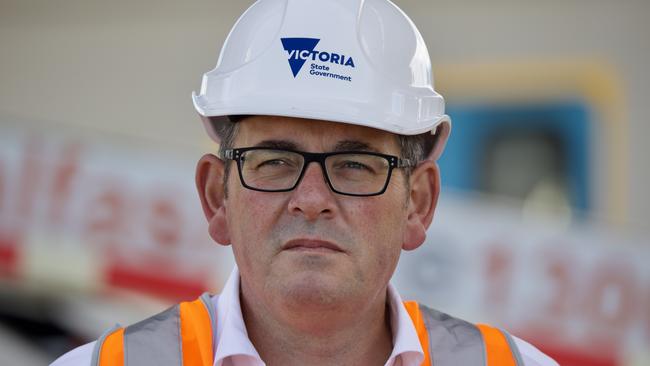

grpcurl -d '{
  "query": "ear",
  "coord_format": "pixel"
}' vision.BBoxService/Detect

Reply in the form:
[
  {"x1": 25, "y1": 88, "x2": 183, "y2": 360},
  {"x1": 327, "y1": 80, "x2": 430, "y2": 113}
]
[
  {"x1": 196, "y1": 154, "x2": 231, "y2": 246},
  {"x1": 402, "y1": 161, "x2": 440, "y2": 251}
]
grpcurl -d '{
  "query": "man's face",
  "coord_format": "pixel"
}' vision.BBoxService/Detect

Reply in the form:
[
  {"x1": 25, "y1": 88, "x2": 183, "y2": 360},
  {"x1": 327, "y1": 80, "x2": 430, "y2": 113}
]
[{"x1": 199, "y1": 116, "x2": 438, "y2": 312}]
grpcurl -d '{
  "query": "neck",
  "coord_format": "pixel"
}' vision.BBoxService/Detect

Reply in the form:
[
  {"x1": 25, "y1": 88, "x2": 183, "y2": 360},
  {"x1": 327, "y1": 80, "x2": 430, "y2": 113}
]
[{"x1": 240, "y1": 283, "x2": 393, "y2": 366}]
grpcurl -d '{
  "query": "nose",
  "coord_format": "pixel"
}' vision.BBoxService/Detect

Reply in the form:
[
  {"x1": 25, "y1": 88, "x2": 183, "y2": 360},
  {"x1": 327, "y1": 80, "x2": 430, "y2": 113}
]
[{"x1": 287, "y1": 162, "x2": 337, "y2": 221}]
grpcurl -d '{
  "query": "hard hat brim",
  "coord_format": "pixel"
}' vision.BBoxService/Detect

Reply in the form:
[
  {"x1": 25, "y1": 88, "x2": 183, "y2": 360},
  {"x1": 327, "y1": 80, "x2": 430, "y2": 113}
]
[{"x1": 192, "y1": 91, "x2": 451, "y2": 137}]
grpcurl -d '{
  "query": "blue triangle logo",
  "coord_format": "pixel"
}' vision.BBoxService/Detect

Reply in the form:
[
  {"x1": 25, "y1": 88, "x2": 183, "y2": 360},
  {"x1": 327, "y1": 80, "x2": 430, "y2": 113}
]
[{"x1": 281, "y1": 38, "x2": 321, "y2": 77}]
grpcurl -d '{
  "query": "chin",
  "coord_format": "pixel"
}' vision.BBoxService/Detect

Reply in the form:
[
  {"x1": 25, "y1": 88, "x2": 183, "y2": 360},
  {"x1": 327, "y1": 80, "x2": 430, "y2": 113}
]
[{"x1": 278, "y1": 274, "x2": 348, "y2": 310}]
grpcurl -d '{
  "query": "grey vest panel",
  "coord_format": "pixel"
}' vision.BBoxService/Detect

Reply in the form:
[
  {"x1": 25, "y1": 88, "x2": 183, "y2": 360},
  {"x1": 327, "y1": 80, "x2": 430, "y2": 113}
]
[
  {"x1": 123, "y1": 304, "x2": 182, "y2": 366},
  {"x1": 418, "y1": 304, "x2": 486, "y2": 365},
  {"x1": 199, "y1": 292, "x2": 217, "y2": 356}
]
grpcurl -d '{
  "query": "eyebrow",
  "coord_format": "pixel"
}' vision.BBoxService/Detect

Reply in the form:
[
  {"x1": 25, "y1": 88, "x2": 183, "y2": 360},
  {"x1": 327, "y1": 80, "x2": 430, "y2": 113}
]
[
  {"x1": 252, "y1": 139, "x2": 379, "y2": 153},
  {"x1": 253, "y1": 140, "x2": 299, "y2": 150},
  {"x1": 333, "y1": 140, "x2": 379, "y2": 153}
]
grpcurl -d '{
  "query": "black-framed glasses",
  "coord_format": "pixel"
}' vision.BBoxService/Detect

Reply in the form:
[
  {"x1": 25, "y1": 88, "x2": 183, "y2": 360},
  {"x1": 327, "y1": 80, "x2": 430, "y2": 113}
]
[{"x1": 224, "y1": 147, "x2": 414, "y2": 197}]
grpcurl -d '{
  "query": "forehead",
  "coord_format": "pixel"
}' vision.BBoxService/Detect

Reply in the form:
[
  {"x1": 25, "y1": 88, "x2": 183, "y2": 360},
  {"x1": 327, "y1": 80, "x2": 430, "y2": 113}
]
[{"x1": 234, "y1": 116, "x2": 400, "y2": 152}]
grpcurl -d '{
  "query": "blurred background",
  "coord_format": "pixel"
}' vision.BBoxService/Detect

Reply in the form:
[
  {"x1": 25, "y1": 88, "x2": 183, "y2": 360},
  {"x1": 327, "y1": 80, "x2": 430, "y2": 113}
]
[{"x1": 1, "y1": 0, "x2": 649, "y2": 365}]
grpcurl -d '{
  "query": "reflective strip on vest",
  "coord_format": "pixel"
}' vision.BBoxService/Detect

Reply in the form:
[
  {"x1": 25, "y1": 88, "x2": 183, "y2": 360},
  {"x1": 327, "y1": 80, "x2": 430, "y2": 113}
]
[
  {"x1": 407, "y1": 301, "x2": 486, "y2": 365},
  {"x1": 502, "y1": 329, "x2": 525, "y2": 365},
  {"x1": 476, "y1": 324, "x2": 523, "y2": 366},
  {"x1": 91, "y1": 324, "x2": 120, "y2": 366},
  {"x1": 97, "y1": 327, "x2": 124, "y2": 366},
  {"x1": 94, "y1": 294, "x2": 522, "y2": 366}
]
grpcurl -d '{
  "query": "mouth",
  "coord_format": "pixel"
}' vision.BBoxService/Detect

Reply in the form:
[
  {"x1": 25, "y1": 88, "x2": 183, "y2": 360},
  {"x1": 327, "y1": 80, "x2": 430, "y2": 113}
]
[{"x1": 282, "y1": 239, "x2": 345, "y2": 253}]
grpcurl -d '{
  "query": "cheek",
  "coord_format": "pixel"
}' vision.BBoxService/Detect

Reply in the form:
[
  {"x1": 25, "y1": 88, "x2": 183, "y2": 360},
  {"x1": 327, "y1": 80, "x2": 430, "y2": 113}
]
[
  {"x1": 229, "y1": 192, "x2": 269, "y2": 236},
  {"x1": 359, "y1": 192, "x2": 407, "y2": 230},
  {"x1": 227, "y1": 191, "x2": 282, "y2": 277},
  {"x1": 348, "y1": 198, "x2": 406, "y2": 259}
]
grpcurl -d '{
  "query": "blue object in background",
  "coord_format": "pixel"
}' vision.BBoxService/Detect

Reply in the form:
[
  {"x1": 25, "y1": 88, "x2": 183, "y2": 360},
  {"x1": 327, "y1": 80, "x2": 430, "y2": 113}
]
[{"x1": 439, "y1": 101, "x2": 591, "y2": 214}]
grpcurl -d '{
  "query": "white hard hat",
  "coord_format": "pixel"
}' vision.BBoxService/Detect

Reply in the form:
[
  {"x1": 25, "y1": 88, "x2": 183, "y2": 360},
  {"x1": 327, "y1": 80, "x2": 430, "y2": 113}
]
[{"x1": 192, "y1": 0, "x2": 451, "y2": 158}]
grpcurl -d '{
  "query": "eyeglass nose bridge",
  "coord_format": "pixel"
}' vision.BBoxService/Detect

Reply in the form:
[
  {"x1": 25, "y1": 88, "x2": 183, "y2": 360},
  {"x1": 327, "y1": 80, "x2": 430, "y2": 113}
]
[{"x1": 291, "y1": 151, "x2": 338, "y2": 193}]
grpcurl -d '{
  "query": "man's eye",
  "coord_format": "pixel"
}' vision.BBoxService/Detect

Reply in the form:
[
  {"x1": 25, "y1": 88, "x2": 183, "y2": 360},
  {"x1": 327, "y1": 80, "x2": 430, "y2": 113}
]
[
  {"x1": 258, "y1": 159, "x2": 288, "y2": 167},
  {"x1": 340, "y1": 161, "x2": 372, "y2": 171}
]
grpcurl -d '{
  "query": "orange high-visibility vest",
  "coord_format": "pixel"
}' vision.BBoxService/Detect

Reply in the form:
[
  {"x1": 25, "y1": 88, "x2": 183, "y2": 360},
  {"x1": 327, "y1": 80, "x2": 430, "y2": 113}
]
[{"x1": 93, "y1": 293, "x2": 523, "y2": 366}]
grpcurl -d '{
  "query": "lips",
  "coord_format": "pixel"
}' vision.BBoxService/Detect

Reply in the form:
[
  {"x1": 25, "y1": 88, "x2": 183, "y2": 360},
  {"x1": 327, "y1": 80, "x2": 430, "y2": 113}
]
[{"x1": 283, "y1": 239, "x2": 344, "y2": 253}]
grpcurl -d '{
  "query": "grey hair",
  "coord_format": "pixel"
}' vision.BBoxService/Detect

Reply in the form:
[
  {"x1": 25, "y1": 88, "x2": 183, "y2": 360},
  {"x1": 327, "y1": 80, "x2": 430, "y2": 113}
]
[
  {"x1": 211, "y1": 117, "x2": 241, "y2": 197},
  {"x1": 397, "y1": 131, "x2": 437, "y2": 179},
  {"x1": 210, "y1": 116, "x2": 437, "y2": 195}
]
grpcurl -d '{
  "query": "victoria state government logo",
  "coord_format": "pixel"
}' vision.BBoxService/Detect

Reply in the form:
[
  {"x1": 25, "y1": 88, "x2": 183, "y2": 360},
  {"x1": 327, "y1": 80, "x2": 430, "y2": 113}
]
[{"x1": 280, "y1": 37, "x2": 355, "y2": 82}]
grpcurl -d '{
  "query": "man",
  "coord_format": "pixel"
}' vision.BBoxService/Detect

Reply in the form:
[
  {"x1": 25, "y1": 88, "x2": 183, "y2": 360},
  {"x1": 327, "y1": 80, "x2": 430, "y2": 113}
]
[{"x1": 53, "y1": 0, "x2": 558, "y2": 365}]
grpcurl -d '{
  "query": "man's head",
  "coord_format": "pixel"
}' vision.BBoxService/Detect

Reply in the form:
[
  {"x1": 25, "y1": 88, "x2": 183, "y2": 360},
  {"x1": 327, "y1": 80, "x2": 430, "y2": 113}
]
[
  {"x1": 196, "y1": 115, "x2": 440, "y2": 314},
  {"x1": 192, "y1": 0, "x2": 450, "y2": 314}
]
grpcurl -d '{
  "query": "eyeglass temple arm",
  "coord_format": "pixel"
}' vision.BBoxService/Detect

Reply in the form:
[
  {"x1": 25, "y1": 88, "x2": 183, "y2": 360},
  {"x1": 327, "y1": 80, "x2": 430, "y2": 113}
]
[{"x1": 397, "y1": 158, "x2": 415, "y2": 168}]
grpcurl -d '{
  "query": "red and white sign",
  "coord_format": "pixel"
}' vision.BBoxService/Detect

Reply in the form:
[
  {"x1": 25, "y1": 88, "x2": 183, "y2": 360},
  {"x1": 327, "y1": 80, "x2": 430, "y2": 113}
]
[
  {"x1": 0, "y1": 126, "x2": 231, "y2": 299},
  {"x1": 394, "y1": 197, "x2": 650, "y2": 366}
]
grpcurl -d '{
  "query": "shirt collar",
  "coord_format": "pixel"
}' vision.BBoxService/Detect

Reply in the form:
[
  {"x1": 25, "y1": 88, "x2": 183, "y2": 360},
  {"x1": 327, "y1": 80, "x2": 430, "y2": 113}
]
[
  {"x1": 385, "y1": 282, "x2": 425, "y2": 366},
  {"x1": 213, "y1": 266, "x2": 262, "y2": 365},
  {"x1": 212, "y1": 266, "x2": 424, "y2": 366}
]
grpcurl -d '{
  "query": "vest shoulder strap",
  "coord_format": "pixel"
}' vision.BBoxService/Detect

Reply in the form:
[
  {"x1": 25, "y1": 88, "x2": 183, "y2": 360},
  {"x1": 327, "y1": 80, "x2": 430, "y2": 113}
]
[
  {"x1": 92, "y1": 325, "x2": 124, "y2": 366},
  {"x1": 403, "y1": 301, "x2": 524, "y2": 366},
  {"x1": 92, "y1": 293, "x2": 214, "y2": 366},
  {"x1": 477, "y1": 323, "x2": 525, "y2": 366}
]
